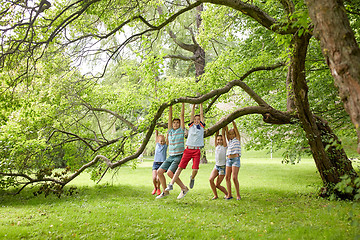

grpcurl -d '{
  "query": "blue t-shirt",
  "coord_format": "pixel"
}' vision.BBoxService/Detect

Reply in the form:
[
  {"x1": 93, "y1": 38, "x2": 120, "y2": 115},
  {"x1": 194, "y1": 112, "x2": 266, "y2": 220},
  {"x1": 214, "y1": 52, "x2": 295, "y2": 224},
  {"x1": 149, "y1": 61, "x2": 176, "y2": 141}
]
[
  {"x1": 154, "y1": 143, "x2": 167, "y2": 162},
  {"x1": 186, "y1": 121, "x2": 205, "y2": 147}
]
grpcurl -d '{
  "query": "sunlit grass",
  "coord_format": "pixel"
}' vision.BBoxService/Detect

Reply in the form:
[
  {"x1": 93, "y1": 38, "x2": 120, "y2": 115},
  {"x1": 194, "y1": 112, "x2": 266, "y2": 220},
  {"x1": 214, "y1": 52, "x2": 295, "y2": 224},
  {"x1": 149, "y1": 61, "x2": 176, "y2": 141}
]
[{"x1": 0, "y1": 151, "x2": 359, "y2": 239}]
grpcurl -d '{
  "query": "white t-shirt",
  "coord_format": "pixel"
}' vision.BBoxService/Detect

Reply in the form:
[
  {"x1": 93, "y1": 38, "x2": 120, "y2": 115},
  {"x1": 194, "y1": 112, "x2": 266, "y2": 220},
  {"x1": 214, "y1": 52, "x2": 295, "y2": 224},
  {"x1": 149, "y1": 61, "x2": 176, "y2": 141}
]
[{"x1": 215, "y1": 145, "x2": 227, "y2": 166}]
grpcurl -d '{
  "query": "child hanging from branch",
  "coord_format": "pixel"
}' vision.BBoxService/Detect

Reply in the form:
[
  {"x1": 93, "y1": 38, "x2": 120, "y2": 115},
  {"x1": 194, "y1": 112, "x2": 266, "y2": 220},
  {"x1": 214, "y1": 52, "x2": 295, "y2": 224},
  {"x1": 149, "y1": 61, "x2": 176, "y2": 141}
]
[
  {"x1": 225, "y1": 121, "x2": 242, "y2": 200},
  {"x1": 209, "y1": 127, "x2": 228, "y2": 200},
  {"x1": 151, "y1": 129, "x2": 167, "y2": 195}
]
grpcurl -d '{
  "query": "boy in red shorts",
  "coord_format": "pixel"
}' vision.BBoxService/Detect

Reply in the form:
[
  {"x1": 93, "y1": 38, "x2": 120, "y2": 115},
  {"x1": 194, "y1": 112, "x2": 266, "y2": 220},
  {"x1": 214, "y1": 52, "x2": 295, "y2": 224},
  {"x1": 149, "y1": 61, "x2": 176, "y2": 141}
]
[{"x1": 165, "y1": 103, "x2": 205, "y2": 199}]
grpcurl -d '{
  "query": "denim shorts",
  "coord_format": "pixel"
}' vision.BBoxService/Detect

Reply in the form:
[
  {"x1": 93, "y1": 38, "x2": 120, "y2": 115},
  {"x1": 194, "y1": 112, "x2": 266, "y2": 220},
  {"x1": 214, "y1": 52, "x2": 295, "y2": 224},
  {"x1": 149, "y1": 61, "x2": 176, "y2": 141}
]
[
  {"x1": 152, "y1": 162, "x2": 163, "y2": 170},
  {"x1": 159, "y1": 154, "x2": 182, "y2": 173},
  {"x1": 214, "y1": 165, "x2": 226, "y2": 175},
  {"x1": 226, "y1": 156, "x2": 241, "y2": 168}
]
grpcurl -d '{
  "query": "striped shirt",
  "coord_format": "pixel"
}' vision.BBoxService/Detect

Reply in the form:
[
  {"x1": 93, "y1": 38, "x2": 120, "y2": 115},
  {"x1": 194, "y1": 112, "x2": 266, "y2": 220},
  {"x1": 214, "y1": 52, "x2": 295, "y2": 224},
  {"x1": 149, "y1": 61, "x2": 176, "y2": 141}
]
[
  {"x1": 186, "y1": 121, "x2": 205, "y2": 147},
  {"x1": 168, "y1": 127, "x2": 185, "y2": 156},
  {"x1": 226, "y1": 138, "x2": 241, "y2": 156}
]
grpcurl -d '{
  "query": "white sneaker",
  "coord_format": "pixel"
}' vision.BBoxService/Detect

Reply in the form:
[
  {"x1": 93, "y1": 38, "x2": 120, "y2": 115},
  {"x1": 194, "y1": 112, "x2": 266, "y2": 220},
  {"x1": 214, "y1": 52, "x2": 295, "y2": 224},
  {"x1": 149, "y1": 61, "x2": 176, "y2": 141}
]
[
  {"x1": 156, "y1": 192, "x2": 169, "y2": 199},
  {"x1": 177, "y1": 187, "x2": 189, "y2": 199},
  {"x1": 165, "y1": 183, "x2": 173, "y2": 191}
]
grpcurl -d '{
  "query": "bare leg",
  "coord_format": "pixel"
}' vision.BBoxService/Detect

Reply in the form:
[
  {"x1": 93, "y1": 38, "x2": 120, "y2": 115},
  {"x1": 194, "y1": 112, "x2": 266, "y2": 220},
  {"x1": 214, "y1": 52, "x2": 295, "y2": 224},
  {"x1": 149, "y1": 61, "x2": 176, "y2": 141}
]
[
  {"x1": 209, "y1": 168, "x2": 219, "y2": 198},
  {"x1": 152, "y1": 170, "x2": 158, "y2": 189},
  {"x1": 232, "y1": 166, "x2": 241, "y2": 200},
  {"x1": 170, "y1": 167, "x2": 183, "y2": 185},
  {"x1": 225, "y1": 166, "x2": 232, "y2": 198},
  {"x1": 157, "y1": 168, "x2": 167, "y2": 192},
  {"x1": 168, "y1": 170, "x2": 187, "y2": 190},
  {"x1": 191, "y1": 169, "x2": 198, "y2": 179},
  {"x1": 156, "y1": 175, "x2": 160, "y2": 189},
  {"x1": 216, "y1": 174, "x2": 228, "y2": 196}
]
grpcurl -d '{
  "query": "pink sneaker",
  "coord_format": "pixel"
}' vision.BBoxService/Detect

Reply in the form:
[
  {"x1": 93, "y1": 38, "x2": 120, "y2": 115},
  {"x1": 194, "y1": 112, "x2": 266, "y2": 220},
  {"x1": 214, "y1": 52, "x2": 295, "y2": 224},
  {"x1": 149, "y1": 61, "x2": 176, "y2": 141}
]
[
  {"x1": 156, "y1": 189, "x2": 161, "y2": 195},
  {"x1": 151, "y1": 188, "x2": 156, "y2": 195}
]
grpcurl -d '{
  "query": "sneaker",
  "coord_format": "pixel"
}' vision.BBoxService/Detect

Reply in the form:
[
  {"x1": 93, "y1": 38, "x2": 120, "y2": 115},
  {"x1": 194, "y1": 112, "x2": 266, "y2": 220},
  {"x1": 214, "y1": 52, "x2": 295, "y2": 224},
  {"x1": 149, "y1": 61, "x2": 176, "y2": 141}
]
[
  {"x1": 156, "y1": 188, "x2": 161, "y2": 195},
  {"x1": 189, "y1": 176, "x2": 195, "y2": 189},
  {"x1": 165, "y1": 183, "x2": 173, "y2": 191},
  {"x1": 151, "y1": 188, "x2": 156, "y2": 195},
  {"x1": 177, "y1": 187, "x2": 189, "y2": 199},
  {"x1": 156, "y1": 192, "x2": 169, "y2": 199}
]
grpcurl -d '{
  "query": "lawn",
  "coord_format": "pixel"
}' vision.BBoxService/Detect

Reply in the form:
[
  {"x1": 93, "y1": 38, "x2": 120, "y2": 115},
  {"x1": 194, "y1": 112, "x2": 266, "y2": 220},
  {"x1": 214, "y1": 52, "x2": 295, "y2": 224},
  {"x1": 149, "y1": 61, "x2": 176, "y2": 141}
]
[{"x1": 1, "y1": 150, "x2": 359, "y2": 240}]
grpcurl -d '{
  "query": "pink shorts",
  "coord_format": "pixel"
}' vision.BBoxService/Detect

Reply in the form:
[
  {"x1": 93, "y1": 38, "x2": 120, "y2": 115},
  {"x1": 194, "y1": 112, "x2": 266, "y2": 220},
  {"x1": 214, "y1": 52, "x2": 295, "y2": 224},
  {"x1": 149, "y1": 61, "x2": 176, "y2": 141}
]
[{"x1": 178, "y1": 148, "x2": 201, "y2": 169}]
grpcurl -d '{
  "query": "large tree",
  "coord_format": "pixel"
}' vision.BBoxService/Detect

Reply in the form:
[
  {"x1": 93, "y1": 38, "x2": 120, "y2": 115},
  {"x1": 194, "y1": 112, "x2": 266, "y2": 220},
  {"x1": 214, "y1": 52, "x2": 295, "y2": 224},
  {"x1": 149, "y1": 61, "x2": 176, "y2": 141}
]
[
  {"x1": 305, "y1": 0, "x2": 360, "y2": 154},
  {"x1": 0, "y1": 0, "x2": 359, "y2": 198}
]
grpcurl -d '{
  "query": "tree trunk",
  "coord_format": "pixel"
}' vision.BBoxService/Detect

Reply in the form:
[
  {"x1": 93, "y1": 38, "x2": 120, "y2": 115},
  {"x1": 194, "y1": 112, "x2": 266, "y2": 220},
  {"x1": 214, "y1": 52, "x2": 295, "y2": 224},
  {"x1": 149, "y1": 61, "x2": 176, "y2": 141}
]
[
  {"x1": 305, "y1": 0, "x2": 360, "y2": 154},
  {"x1": 286, "y1": 60, "x2": 296, "y2": 112},
  {"x1": 290, "y1": 33, "x2": 358, "y2": 197},
  {"x1": 200, "y1": 148, "x2": 208, "y2": 164},
  {"x1": 195, "y1": 4, "x2": 206, "y2": 82}
]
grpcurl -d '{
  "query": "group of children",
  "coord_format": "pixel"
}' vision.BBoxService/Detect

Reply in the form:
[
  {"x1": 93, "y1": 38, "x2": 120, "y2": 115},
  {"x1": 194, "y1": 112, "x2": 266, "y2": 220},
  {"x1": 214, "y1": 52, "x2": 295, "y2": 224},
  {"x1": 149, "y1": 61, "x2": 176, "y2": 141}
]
[{"x1": 151, "y1": 103, "x2": 241, "y2": 200}]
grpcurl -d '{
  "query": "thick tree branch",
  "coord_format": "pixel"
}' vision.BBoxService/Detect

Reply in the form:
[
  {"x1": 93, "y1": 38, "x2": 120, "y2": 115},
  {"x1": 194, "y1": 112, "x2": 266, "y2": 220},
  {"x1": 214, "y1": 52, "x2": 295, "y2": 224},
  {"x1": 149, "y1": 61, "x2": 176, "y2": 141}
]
[
  {"x1": 168, "y1": 30, "x2": 198, "y2": 53},
  {"x1": 200, "y1": 0, "x2": 298, "y2": 34}
]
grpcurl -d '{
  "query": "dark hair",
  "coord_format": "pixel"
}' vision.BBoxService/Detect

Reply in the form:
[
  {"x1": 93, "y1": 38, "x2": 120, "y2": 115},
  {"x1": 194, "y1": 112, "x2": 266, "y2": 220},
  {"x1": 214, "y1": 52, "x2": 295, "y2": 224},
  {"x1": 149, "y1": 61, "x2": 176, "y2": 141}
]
[
  {"x1": 216, "y1": 135, "x2": 223, "y2": 138},
  {"x1": 173, "y1": 118, "x2": 180, "y2": 123},
  {"x1": 194, "y1": 114, "x2": 200, "y2": 118}
]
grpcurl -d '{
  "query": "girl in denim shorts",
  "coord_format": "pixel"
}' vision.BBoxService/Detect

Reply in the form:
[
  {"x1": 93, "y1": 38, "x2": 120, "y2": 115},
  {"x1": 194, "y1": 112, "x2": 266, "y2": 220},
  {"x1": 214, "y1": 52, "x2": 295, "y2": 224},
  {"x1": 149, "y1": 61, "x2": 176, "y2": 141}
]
[
  {"x1": 152, "y1": 130, "x2": 167, "y2": 195},
  {"x1": 225, "y1": 121, "x2": 241, "y2": 200},
  {"x1": 209, "y1": 127, "x2": 228, "y2": 200}
]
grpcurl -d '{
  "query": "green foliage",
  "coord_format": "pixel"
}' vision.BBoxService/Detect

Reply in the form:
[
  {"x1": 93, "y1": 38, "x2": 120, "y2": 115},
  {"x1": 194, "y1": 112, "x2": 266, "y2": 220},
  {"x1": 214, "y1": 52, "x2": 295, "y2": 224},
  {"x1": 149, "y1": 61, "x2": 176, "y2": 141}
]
[{"x1": 333, "y1": 174, "x2": 360, "y2": 201}]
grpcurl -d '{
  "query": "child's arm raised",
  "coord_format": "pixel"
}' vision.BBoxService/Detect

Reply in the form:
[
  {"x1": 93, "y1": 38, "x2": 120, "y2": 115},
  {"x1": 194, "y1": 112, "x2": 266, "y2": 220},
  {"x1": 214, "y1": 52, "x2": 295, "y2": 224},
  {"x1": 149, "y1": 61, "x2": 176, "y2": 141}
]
[
  {"x1": 232, "y1": 121, "x2": 241, "y2": 141},
  {"x1": 200, "y1": 103, "x2": 204, "y2": 123},
  {"x1": 190, "y1": 104, "x2": 195, "y2": 122},
  {"x1": 168, "y1": 105, "x2": 173, "y2": 130},
  {"x1": 225, "y1": 125, "x2": 230, "y2": 141},
  {"x1": 222, "y1": 127, "x2": 227, "y2": 147},
  {"x1": 155, "y1": 129, "x2": 159, "y2": 143},
  {"x1": 181, "y1": 102, "x2": 185, "y2": 129},
  {"x1": 215, "y1": 130, "x2": 219, "y2": 146}
]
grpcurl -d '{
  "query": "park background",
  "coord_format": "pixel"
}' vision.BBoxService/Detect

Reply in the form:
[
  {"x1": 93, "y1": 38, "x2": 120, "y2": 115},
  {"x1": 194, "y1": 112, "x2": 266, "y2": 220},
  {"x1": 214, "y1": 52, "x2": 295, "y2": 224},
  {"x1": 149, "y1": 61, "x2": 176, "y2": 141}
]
[{"x1": 1, "y1": 0, "x2": 360, "y2": 239}]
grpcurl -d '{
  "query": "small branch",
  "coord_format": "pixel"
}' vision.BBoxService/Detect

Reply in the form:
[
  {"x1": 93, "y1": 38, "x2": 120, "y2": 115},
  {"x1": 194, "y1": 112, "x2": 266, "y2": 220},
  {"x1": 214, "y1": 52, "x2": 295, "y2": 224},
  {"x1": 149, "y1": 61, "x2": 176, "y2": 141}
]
[{"x1": 80, "y1": 102, "x2": 136, "y2": 131}]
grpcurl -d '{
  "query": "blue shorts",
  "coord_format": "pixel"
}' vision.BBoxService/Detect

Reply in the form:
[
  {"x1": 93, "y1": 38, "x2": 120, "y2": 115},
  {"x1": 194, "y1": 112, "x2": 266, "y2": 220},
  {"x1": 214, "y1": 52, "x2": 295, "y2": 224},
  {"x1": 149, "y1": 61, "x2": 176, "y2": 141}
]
[
  {"x1": 152, "y1": 162, "x2": 163, "y2": 170},
  {"x1": 159, "y1": 154, "x2": 182, "y2": 173},
  {"x1": 214, "y1": 165, "x2": 226, "y2": 175},
  {"x1": 226, "y1": 157, "x2": 240, "y2": 168}
]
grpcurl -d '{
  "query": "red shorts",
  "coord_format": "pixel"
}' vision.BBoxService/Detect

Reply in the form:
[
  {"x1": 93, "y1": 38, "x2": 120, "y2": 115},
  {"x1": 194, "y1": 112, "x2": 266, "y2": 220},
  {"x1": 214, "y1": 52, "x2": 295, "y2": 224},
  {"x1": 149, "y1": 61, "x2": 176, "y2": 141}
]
[{"x1": 178, "y1": 148, "x2": 201, "y2": 170}]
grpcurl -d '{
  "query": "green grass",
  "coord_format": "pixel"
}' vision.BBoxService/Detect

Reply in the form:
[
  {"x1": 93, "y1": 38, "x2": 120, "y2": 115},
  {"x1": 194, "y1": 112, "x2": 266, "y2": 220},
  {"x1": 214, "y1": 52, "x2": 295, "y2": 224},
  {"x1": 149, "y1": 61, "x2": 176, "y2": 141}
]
[{"x1": 1, "y1": 153, "x2": 360, "y2": 240}]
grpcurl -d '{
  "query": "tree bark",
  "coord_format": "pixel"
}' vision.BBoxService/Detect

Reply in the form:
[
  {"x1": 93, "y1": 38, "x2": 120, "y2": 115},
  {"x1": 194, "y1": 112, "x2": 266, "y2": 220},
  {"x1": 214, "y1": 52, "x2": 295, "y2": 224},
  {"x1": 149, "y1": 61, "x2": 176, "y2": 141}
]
[
  {"x1": 195, "y1": 4, "x2": 206, "y2": 81},
  {"x1": 290, "y1": 32, "x2": 357, "y2": 197},
  {"x1": 305, "y1": 0, "x2": 360, "y2": 154}
]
